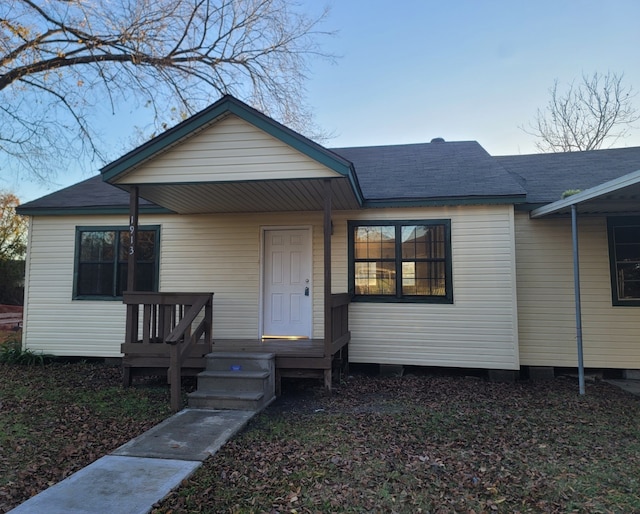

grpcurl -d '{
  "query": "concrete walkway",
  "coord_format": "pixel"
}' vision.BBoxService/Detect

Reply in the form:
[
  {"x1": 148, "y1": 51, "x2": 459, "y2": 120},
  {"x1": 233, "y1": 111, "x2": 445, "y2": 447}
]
[
  {"x1": 9, "y1": 409, "x2": 256, "y2": 514},
  {"x1": 605, "y1": 379, "x2": 640, "y2": 397}
]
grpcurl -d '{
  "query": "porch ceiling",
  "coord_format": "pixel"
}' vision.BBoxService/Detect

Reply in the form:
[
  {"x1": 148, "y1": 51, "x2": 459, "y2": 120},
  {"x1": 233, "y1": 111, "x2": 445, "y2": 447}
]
[
  {"x1": 531, "y1": 169, "x2": 640, "y2": 218},
  {"x1": 130, "y1": 176, "x2": 360, "y2": 214}
]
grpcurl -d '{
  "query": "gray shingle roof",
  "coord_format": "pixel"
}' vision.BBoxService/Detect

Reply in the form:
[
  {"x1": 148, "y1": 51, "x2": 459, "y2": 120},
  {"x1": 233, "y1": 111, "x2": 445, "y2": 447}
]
[
  {"x1": 332, "y1": 141, "x2": 526, "y2": 201},
  {"x1": 17, "y1": 138, "x2": 640, "y2": 214},
  {"x1": 18, "y1": 175, "x2": 158, "y2": 211},
  {"x1": 496, "y1": 146, "x2": 640, "y2": 204}
]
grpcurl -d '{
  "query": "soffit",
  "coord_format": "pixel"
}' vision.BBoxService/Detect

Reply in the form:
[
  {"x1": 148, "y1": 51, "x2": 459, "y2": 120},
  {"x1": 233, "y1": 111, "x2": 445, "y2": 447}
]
[{"x1": 133, "y1": 177, "x2": 359, "y2": 214}]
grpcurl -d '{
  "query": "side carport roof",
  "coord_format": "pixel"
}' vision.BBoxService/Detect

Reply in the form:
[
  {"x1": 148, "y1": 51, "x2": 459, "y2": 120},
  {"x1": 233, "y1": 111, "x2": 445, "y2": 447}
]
[
  {"x1": 496, "y1": 146, "x2": 640, "y2": 206},
  {"x1": 531, "y1": 168, "x2": 640, "y2": 218}
]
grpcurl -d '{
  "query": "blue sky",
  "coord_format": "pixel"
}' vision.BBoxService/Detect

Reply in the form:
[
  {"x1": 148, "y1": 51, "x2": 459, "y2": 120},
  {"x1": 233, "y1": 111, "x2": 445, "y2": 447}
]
[{"x1": 8, "y1": 0, "x2": 640, "y2": 202}]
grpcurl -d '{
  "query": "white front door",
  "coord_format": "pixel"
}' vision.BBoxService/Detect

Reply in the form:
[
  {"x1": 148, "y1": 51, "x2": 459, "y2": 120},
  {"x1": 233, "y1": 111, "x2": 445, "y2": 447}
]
[{"x1": 263, "y1": 228, "x2": 312, "y2": 338}]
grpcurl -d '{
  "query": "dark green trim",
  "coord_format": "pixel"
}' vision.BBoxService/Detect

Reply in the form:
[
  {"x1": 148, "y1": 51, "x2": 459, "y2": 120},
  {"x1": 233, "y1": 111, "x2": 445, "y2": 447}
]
[
  {"x1": 100, "y1": 95, "x2": 364, "y2": 205},
  {"x1": 363, "y1": 195, "x2": 526, "y2": 209},
  {"x1": 347, "y1": 219, "x2": 453, "y2": 304},
  {"x1": 73, "y1": 225, "x2": 160, "y2": 301},
  {"x1": 514, "y1": 203, "x2": 546, "y2": 212},
  {"x1": 105, "y1": 176, "x2": 349, "y2": 188},
  {"x1": 16, "y1": 206, "x2": 173, "y2": 216},
  {"x1": 607, "y1": 216, "x2": 640, "y2": 307}
]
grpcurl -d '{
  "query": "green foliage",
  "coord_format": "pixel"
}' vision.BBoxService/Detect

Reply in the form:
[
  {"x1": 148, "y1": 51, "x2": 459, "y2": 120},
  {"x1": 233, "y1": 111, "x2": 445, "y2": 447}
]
[
  {"x1": 0, "y1": 192, "x2": 27, "y2": 260},
  {"x1": 562, "y1": 189, "x2": 582, "y2": 199},
  {"x1": 0, "y1": 192, "x2": 26, "y2": 304},
  {"x1": 0, "y1": 259, "x2": 24, "y2": 304},
  {"x1": 0, "y1": 336, "x2": 49, "y2": 365}
]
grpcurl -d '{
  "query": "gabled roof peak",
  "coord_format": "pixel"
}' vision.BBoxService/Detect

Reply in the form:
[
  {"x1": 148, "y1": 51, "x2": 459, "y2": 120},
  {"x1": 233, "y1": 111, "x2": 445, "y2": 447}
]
[{"x1": 100, "y1": 94, "x2": 357, "y2": 187}]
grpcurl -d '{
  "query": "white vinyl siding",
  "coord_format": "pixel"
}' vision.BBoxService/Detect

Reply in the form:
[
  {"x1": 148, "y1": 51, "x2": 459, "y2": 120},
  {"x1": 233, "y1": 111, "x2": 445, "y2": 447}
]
[
  {"x1": 333, "y1": 205, "x2": 520, "y2": 370},
  {"x1": 159, "y1": 212, "x2": 326, "y2": 340},
  {"x1": 24, "y1": 205, "x2": 520, "y2": 370},
  {"x1": 515, "y1": 212, "x2": 640, "y2": 368},
  {"x1": 114, "y1": 114, "x2": 340, "y2": 184},
  {"x1": 23, "y1": 212, "x2": 329, "y2": 356},
  {"x1": 23, "y1": 215, "x2": 131, "y2": 357}
]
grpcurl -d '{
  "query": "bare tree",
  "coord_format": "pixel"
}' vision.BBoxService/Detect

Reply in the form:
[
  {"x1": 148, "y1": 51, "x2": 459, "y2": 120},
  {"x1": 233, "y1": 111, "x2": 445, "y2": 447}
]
[
  {"x1": 0, "y1": 0, "x2": 332, "y2": 179},
  {"x1": 525, "y1": 72, "x2": 639, "y2": 152}
]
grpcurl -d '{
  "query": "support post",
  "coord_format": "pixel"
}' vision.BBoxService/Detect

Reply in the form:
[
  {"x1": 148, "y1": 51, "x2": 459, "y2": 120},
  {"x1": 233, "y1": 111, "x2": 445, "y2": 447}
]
[
  {"x1": 127, "y1": 186, "x2": 139, "y2": 293},
  {"x1": 323, "y1": 179, "x2": 333, "y2": 391},
  {"x1": 571, "y1": 204, "x2": 585, "y2": 395},
  {"x1": 169, "y1": 343, "x2": 181, "y2": 412},
  {"x1": 124, "y1": 186, "x2": 140, "y2": 358}
]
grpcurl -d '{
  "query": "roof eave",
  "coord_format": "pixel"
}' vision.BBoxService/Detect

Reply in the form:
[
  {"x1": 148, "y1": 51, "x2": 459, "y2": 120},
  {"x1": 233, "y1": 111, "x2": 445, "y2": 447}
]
[
  {"x1": 363, "y1": 194, "x2": 526, "y2": 209},
  {"x1": 16, "y1": 205, "x2": 174, "y2": 216}
]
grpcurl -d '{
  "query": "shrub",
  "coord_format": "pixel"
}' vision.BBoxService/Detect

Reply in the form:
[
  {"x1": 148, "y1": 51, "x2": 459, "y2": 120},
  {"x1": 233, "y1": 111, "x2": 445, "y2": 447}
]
[{"x1": 0, "y1": 336, "x2": 50, "y2": 365}]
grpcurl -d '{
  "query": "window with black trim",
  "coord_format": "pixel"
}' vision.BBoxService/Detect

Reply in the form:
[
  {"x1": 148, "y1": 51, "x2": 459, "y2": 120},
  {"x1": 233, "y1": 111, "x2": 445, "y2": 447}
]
[
  {"x1": 74, "y1": 226, "x2": 160, "y2": 299},
  {"x1": 348, "y1": 220, "x2": 453, "y2": 303},
  {"x1": 607, "y1": 217, "x2": 640, "y2": 305}
]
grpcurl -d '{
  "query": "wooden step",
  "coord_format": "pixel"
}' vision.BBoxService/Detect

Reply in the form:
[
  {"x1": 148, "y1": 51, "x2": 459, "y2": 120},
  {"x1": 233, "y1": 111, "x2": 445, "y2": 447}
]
[
  {"x1": 188, "y1": 351, "x2": 276, "y2": 411},
  {"x1": 196, "y1": 370, "x2": 271, "y2": 392},
  {"x1": 204, "y1": 352, "x2": 276, "y2": 372}
]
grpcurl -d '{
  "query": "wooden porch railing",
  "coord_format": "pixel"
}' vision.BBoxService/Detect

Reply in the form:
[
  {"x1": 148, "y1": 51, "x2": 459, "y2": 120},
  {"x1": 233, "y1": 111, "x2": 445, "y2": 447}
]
[
  {"x1": 122, "y1": 292, "x2": 213, "y2": 410},
  {"x1": 329, "y1": 293, "x2": 351, "y2": 354},
  {"x1": 325, "y1": 293, "x2": 351, "y2": 387},
  {"x1": 165, "y1": 294, "x2": 213, "y2": 411}
]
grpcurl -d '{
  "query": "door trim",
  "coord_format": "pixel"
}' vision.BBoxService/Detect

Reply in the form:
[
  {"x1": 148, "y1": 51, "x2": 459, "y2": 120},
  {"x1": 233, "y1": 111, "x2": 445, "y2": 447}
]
[{"x1": 259, "y1": 225, "x2": 313, "y2": 339}]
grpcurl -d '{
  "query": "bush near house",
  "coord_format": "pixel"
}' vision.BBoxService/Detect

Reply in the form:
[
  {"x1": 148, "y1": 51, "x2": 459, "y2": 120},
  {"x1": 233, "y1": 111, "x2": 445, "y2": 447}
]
[{"x1": 0, "y1": 260, "x2": 24, "y2": 306}]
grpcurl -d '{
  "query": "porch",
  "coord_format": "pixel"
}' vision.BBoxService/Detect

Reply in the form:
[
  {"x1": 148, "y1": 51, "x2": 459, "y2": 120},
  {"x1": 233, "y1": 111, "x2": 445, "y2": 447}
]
[
  {"x1": 110, "y1": 98, "x2": 362, "y2": 411},
  {"x1": 121, "y1": 291, "x2": 351, "y2": 410}
]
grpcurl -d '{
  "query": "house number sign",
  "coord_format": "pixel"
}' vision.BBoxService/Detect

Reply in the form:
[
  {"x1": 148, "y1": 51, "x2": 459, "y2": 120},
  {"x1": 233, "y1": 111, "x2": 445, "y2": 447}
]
[{"x1": 129, "y1": 216, "x2": 136, "y2": 255}]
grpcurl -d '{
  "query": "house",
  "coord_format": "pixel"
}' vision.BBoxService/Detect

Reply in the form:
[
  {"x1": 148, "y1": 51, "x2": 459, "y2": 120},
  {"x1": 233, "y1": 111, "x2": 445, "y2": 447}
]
[{"x1": 17, "y1": 95, "x2": 640, "y2": 393}]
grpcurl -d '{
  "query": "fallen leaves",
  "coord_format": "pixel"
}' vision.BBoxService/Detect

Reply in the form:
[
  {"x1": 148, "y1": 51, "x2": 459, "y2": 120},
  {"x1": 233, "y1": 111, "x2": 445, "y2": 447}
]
[
  {"x1": 0, "y1": 362, "x2": 171, "y2": 512},
  {"x1": 155, "y1": 373, "x2": 640, "y2": 513}
]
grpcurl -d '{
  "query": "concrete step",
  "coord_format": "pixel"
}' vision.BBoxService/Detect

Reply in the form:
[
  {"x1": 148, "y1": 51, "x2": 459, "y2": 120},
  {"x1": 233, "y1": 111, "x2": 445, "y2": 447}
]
[
  {"x1": 196, "y1": 370, "x2": 271, "y2": 393},
  {"x1": 188, "y1": 390, "x2": 273, "y2": 411}
]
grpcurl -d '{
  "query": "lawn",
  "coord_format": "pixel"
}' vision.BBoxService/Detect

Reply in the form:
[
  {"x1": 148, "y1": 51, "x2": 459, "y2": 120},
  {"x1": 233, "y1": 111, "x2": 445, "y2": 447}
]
[
  {"x1": 1, "y1": 361, "x2": 639, "y2": 514},
  {"x1": 0, "y1": 360, "x2": 173, "y2": 512},
  {"x1": 154, "y1": 372, "x2": 640, "y2": 514}
]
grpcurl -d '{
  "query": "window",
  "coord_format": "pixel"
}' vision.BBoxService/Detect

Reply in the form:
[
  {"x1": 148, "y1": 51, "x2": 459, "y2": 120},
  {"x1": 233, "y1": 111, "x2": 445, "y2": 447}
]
[
  {"x1": 74, "y1": 226, "x2": 160, "y2": 299},
  {"x1": 348, "y1": 220, "x2": 453, "y2": 303},
  {"x1": 608, "y1": 217, "x2": 640, "y2": 306}
]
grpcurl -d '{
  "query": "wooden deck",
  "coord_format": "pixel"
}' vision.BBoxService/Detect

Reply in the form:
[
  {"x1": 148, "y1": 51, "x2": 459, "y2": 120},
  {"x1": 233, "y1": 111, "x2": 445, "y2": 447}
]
[
  {"x1": 212, "y1": 339, "x2": 324, "y2": 358},
  {"x1": 121, "y1": 293, "x2": 351, "y2": 396},
  {"x1": 212, "y1": 338, "x2": 347, "y2": 394}
]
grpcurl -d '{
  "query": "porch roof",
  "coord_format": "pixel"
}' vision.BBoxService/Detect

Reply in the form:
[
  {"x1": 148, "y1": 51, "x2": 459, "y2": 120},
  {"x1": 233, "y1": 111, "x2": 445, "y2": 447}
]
[
  {"x1": 530, "y1": 169, "x2": 640, "y2": 218},
  {"x1": 124, "y1": 178, "x2": 360, "y2": 214},
  {"x1": 99, "y1": 95, "x2": 363, "y2": 213}
]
